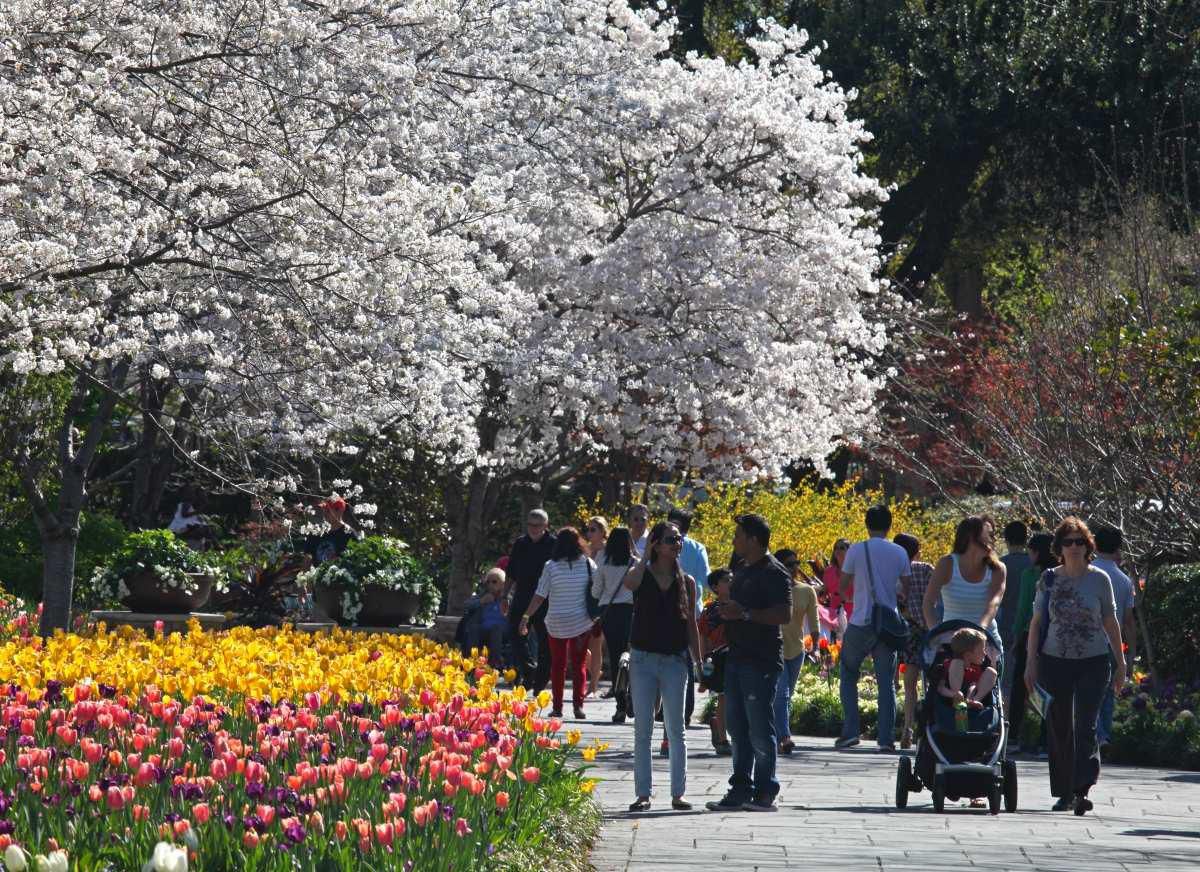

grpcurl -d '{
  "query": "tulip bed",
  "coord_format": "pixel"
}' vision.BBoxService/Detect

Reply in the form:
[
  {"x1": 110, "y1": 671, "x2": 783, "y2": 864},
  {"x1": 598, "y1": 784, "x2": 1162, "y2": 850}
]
[{"x1": 0, "y1": 620, "x2": 602, "y2": 871}]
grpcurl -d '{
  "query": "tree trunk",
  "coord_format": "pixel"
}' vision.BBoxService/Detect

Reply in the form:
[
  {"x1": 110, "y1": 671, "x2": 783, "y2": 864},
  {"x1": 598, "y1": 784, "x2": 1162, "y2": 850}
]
[
  {"x1": 444, "y1": 469, "x2": 504, "y2": 615},
  {"x1": 40, "y1": 525, "x2": 81, "y2": 636}
]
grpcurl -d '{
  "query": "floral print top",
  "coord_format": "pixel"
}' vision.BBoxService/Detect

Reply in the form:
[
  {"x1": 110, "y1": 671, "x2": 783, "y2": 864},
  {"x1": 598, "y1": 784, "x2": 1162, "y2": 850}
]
[{"x1": 1033, "y1": 567, "x2": 1117, "y2": 659}]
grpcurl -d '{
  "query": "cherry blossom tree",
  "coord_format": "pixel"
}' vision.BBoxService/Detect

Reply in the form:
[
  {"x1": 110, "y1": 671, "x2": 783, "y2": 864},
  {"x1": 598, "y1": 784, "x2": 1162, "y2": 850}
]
[
  {"x1": 430, "y1": 18, "x2": 895, "y2": 609},
  {"x1": 0, "y1": 0, "x2": 547, "y2": 632}
]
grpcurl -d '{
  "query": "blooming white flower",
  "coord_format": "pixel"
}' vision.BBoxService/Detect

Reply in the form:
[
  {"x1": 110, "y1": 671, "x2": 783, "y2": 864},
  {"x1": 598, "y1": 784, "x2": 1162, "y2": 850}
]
[
  {"x1": 4, "y1": 845, "x2": 28, "y2": 872},
  {"x1": 143, "y1": 841, "x2": 187, "y2": 872},
  {"x1": 34, "y1": 852, "x2": 68, "y2": 872}
]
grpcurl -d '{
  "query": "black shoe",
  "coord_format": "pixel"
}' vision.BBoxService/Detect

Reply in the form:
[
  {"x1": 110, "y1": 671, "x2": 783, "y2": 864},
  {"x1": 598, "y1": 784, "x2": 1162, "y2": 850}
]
[
  {"x1": 712, "y1": 740, "x2": 732, "y2": 756},
  {"x1": 574, "y1": 706, "x2": 586, "y2": 720},
  {"x1": 1051, "y1": 796, "x2": 1073, "y2": 811},
  {"x1": 743, "y1": 793, "x2": 778, "y2": 812},
  {"x1": 550, "y1": 708, "x2": 563, "y2": 719},
  {"x1": 705, "y1": 792, "x2": 749, "y2": 812},
  {"x1": 1073, "y1": 795, "x2": 1094, "y2": 816},
  {"x1": 628, "y1": 797, "x2": 651, "y2": 812},
  {"x1": 611, "y1": 710, "x2": 627, "y2": 724}
]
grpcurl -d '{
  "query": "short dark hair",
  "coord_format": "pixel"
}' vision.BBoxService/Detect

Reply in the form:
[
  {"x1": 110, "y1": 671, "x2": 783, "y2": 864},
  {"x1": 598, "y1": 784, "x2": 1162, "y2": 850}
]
[
  {"x1": 1003, "y1": 520, "x2": 1029, "y2": 547},
  {"x1": 666, "y1": 507, "x2": 693, "y2": 535},
  {"x1": 707, "y1": 568, "x2": 732, "y2": 590},
  {"x1": 735, "y1": 513, "x2": 771, "y2": 549},
  {"x1": 773, "y1": 548, "x2": 798, "y2": 566},
  {"x1": 1028, "y1": 532, "x2": 1055, "y2": 571},
  {"x1": 893, "y1": 533, "x2": 920, "y2": 560},
  {"x1": 865, "y1": 504, "x2": 892, "y2": 533},
  {"x1": 1093, "y1": 524, "x2": 1123, "y2": 554}
]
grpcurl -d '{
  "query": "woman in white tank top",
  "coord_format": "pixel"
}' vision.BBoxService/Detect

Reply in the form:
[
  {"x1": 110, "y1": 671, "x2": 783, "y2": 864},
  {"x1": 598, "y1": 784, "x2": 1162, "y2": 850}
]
[{"x1": 923, "y1": 516, "x2": 1007, "y2": 643}]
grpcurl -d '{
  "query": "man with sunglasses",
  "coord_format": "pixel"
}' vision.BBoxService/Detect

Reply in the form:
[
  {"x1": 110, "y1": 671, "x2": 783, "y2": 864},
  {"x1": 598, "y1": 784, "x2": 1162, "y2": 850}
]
[{"x1": 504, "y1": 509, "x2": 557, "y2": 693}]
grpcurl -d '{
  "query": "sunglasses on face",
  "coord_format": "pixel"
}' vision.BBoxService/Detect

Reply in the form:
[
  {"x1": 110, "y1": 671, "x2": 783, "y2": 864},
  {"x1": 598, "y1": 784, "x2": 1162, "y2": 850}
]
[
  {"x1": 1061, "y1": 537, "x2": 1089, "y2": 548},
  {"x1": 835, "y1": 545, "x2": 848, "y2": 551},
  {"x1": 662, "y1": 535, "x2": 683, "y2": 546}
]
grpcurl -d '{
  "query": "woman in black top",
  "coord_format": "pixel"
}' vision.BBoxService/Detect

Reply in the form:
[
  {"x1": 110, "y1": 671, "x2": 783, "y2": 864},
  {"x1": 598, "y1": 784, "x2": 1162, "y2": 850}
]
[{"x1": 623, "y1": 522, "x2": 702, "y2": 812}]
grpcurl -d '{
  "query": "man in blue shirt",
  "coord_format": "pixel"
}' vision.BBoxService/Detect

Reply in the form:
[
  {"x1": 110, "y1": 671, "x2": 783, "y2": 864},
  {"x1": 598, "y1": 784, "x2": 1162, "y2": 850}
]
[
  {"x1": 1092, "y1": 524, "x2": 1137, "y2": 746},
  {"x1": 669, "y1": 507, "x2": 710, "y2": 729}
]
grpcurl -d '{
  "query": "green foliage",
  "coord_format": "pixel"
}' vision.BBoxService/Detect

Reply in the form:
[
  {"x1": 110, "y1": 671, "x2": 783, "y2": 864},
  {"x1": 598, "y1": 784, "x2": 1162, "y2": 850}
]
[
  {"x1": 86, "y1": 529, "x2": 219, "y2": 604},
  {"x1": 301, "y1": 536, "x2": 441, "y2": 624},
  {"x1": 0, "y1": 511, "x2": 127, "y2": 606},
  {"x1": 1142, "y1": 564, "x2": 1200, "y2": 685},
  {"x1": 1108, "y1": 677, "x2": 1200, "y2": 770}
]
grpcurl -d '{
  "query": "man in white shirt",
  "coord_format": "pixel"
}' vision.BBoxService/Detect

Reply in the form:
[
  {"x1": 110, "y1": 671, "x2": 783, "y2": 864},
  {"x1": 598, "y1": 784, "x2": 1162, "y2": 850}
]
[
  {"x1": 1092, "y1": 524, "x2": 1137, "y2": 746},
  {"x1": 835, "y1": 505, "x2": 913, "y2": 752}
]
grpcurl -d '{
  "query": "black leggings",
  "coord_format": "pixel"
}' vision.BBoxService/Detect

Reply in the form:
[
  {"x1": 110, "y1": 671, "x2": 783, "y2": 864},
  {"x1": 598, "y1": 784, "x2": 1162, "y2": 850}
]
[
  {"x1": 1041, "y1": 653, "x2": 1110, "y2": 798},
  {"x1": 602, "y1": 604, "x2": 633, "y2": 711}
]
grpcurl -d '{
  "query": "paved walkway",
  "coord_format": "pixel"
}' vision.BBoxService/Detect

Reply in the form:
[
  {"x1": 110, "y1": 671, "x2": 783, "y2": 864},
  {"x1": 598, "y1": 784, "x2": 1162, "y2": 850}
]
[{"x1": 579, "y1": 689, "x2": 1200, "y2": 871}]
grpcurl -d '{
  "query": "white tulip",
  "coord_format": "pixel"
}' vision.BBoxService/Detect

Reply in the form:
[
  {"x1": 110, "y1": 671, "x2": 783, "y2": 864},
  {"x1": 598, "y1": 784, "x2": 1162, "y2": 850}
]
[
  {"x1": 33, "y1": 852, "x2": 68, "y2": 872},
  {"x1": 3, "y1": 845, "x2": 28, "y2": 872},
  {"x1": 148, "y1": 842, "x2": 187, "y2": 872}
]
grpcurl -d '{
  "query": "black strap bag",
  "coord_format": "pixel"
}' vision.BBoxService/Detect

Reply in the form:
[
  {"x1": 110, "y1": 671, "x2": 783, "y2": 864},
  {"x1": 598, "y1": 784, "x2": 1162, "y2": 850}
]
[{"x1": 865, "y1": 540, "x2": 910, "y2": 651}]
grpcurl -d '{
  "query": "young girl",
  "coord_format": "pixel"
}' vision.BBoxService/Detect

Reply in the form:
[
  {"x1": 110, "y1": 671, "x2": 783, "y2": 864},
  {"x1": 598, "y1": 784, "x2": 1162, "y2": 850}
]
[
  {"x1": 940, "y1": 628, "x2": 998, "y2": 709},
  {"x1": 698, "y1": 568, "x2": 733, "y2": 755}
]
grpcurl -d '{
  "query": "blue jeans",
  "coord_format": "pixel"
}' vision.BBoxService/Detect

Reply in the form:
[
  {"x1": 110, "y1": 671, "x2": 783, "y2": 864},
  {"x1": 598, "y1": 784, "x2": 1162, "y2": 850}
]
[
  {"x1": 725, "y1": 657, "x2": 782, "y2": 800},
  {"x1": 839, "y1": 623, "x2": 897, "y2": 746},
  {"x1": 629, "y1": 648, "x2": 688, "y2": 799},
  {"x1": 1098, "y1": 653, "x2": 1117, "y2": 742},
  {"x1": 773, "y1": 654, "x2": 805, "y2": 740}
]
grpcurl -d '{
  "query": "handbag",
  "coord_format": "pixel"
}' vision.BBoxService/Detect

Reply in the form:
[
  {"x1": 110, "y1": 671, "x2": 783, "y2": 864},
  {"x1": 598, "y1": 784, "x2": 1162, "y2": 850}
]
[
  {"x1": 865, "y1": 539, "x2": 910, "y2": 650},
  {"x1": 701, "y1": 645, "x2": 728, "y2": 694}
]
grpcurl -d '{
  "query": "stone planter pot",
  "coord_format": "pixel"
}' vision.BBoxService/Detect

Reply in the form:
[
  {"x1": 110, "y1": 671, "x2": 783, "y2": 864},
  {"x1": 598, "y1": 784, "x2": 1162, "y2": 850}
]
[
  {"x1": 313, "y1": 585, "x2": 422, "y2": 626},
  {"x1": 121, "y1": 570, "x2": 213, "y2": 613}
]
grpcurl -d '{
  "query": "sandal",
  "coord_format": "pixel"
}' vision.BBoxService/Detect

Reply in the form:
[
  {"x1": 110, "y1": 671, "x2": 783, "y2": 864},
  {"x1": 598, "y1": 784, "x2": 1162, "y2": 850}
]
[
  {"x1": 900, "y1": 728, "x2": 913, "y2": 751},
  {"x1": 628, "y1": 797, "x2": 651, "y2": 812}
]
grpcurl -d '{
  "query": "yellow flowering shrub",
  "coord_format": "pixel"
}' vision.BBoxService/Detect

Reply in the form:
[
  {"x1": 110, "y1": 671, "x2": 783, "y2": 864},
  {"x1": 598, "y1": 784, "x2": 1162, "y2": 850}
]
[{"x1": 578, "y1": 479, "x2": 955, "y2": 571}]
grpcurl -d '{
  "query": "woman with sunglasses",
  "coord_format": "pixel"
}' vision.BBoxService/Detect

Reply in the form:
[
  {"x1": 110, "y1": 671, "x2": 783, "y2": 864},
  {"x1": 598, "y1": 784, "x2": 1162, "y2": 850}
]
[
  {"x1": 623, "y1": 521, "x2": 702, "y2": 811},
  {"x1": 583, "y1": 517, "x2": 610, "y2": 698},
  {"x1": 1025, "y1": 517, "x2": 1126, "y2": 815},
  {"x1": 824, "y1": 539, "x2": 851, "y2": 639}
]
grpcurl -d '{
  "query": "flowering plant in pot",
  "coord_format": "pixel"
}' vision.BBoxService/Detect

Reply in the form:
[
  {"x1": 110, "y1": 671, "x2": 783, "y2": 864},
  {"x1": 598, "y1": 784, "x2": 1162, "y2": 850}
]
[
  {"x1": 90, "y1": 529, "x2": 221, "y2": 612},
  {"x1": 300, "y1": 536, "x2": 440, "y2": 626}
]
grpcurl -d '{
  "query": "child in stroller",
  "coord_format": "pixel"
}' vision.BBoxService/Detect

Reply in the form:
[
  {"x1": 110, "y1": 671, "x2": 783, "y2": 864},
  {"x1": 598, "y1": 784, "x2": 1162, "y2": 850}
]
[
  {"x1": 895, "y1": 619, "x2": 1017, "y2": 814},
  {"x1": 939, "y1": 628, "x2": 998, "y2": 710}
]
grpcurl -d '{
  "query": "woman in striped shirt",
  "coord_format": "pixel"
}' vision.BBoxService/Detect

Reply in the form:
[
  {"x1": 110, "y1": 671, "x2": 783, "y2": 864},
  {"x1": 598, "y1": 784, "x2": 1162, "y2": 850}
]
[{"x1": 520, "y1": 527, "x2": 598, "y2": 720}]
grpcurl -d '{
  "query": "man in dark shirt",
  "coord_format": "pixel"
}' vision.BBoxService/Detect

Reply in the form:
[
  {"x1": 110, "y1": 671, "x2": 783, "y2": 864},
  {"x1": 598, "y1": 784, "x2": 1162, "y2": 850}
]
[
  {"x1": 503, "y1": 509, "x2": 557, "y2": 693},
  {"x1": 705, "y1": 513, "x2": 792, "y2": 813}
]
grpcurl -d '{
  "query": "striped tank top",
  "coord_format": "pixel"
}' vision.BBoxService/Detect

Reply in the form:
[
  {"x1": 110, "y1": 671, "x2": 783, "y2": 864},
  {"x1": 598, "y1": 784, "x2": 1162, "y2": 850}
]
[{"x1": 942, "y1": 554, "x2": 997, "y2": 636}]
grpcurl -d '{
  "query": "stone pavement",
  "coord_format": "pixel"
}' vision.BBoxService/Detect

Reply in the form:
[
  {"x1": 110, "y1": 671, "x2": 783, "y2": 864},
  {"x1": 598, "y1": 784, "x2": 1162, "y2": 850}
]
[{"x1": 577, "y1": 689, "x2": 1200, "y2": 871}]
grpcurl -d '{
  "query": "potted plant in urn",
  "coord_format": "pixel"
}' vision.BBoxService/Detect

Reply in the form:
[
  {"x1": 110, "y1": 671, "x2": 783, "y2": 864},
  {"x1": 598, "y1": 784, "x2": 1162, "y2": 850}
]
[
  {"x1": 301, "y1": 536, "x2": 440, "y2": 626},
  {"x1": 91, "y1": 530, "x2": 221, "y2": 612}
]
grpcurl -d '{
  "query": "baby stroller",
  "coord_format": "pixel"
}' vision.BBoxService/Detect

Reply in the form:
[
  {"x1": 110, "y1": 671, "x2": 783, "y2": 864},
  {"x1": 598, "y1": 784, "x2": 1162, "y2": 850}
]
[{"x1": 895, "y1": 619, "x2": 1018, "y2": 814}]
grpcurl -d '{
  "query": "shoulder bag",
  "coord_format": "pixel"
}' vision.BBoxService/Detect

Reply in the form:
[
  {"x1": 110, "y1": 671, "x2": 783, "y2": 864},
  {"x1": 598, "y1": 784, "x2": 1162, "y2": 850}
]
[{"x1": 865, "y1": 540, "x2": 910, "y2": 650}]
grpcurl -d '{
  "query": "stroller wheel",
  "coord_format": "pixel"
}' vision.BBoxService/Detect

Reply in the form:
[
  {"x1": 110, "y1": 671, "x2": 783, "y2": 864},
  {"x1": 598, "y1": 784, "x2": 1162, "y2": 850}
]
[
  {"x1": 895, "y1": 757, "x2": 912, "y2": 809},
  {"x1": 988, "y1": 782, "x2": 1002, "y2": 815},
  {"x1": 1002, "y1": 760, "x2": 1018, "y2": 812},
  {"x1": 932, "y1": 774, "x2": 946, "y2": 814}
]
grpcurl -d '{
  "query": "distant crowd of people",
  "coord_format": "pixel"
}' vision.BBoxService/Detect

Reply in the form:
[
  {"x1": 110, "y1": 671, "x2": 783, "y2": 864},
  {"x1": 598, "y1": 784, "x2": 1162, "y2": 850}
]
[{"x1": 459, "y1": 501, "x2": 1135, "y2": 816}]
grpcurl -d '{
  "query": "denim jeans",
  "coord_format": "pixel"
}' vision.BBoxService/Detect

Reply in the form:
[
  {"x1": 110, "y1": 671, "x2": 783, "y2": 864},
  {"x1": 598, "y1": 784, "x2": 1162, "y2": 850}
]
[
  {"x1": 629, "y1": 647, "x2": 688, "y2": 799},
  {"x1": 724, "y1": 657, "x2": 782, "y2": 800},
  {"x1": 839, "y1": 623, "x2": 897, "y2": 746},
  {"x1": 1097, "y1": 653, "x2": 1117, "y2": 742},
  {"x1": 773, "y1": 654, "x2": 806, "y2": 740}
]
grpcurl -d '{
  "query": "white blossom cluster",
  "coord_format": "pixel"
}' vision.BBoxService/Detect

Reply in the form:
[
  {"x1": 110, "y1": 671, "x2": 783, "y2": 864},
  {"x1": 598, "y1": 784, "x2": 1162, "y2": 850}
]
[{"x1": 0, "y1": 0, "x2": 891, "y2": 485}]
